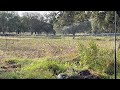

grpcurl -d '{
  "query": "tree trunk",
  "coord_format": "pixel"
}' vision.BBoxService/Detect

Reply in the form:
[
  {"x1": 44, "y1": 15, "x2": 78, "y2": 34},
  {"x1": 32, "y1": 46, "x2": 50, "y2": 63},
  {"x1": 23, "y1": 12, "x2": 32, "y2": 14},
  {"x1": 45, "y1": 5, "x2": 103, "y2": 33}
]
[
  {"x1": 16, "y1": 31, "x2": 19, "y2": 34},
  {"x1": 37, "y1": 32, "x2": 40, "y2": 35},
  {"x1": 16, "y1": 31, "x2": 20, "y2": 34},
  {"x1": 73, "y1": 33, "x2": 75, "y2": 39},
  {"x1": 3, "y1": 31, "x2": 5, "y2": 34},
  {"x1": 53, "y1": 31, "x2": 56, "y2": 36},
  {"x1": 31, "y1": 32, "x2": 33, "y2": 35}
]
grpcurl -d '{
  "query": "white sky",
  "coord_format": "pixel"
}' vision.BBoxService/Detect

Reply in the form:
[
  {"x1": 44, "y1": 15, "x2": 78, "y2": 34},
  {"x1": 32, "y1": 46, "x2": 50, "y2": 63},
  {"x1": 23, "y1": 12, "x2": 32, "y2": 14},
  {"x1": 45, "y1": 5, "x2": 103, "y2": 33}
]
[{"x1": 16, "y1": 11, "x2": 56, "y2": 16}]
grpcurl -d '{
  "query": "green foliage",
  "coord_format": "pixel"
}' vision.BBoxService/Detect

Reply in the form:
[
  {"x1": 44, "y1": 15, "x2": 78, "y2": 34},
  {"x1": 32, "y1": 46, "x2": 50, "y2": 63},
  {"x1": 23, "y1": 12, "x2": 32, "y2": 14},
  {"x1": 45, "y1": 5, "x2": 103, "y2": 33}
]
[
  {"x1": 0, "y1": 11, "x2": 120, "y2": 35},
  {"x1": 79, "y1": 40, "x2": 99, "y2": 67},
  {"x1": 77, "y1": 39, "x2": 118, "y2": 78},
  {"x1": 0, "y1": 11, "x2": 56, "y2": 35},
  {"x1": 0, "y1": 57, "x2": 72, "y2": 79},
  {"x1": 104, "y1": 62, "x2": 120, "y2": 75}
]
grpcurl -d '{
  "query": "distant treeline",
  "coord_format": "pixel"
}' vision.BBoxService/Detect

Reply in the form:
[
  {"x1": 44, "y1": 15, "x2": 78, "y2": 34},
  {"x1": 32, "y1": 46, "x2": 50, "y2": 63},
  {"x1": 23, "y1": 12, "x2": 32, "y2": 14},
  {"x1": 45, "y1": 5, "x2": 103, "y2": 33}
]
[
  {"x1": 0, "y1": 11, "x2": 120, "y2": 38},
  {"x1": 0, "y1": 11, "x2": 56, "y2": 36}
]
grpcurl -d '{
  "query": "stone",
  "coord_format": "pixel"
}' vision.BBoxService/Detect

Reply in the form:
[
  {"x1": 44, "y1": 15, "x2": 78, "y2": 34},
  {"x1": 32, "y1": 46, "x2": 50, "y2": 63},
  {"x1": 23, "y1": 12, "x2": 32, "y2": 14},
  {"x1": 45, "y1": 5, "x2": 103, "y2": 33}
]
[
  {"x1": 78, "y1": 70, "x2": 91, "y2": 76},
  {"x1": 57, "y1": 73, "x2": 69, "y2": 79}
]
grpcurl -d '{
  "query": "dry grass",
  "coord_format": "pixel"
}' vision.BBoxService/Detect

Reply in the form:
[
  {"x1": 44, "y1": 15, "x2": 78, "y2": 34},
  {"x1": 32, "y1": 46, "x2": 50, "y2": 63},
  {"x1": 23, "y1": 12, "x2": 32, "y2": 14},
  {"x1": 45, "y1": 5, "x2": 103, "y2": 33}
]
[{"x1": 0, "y1": 35, "x2": 120, "y2": 79}]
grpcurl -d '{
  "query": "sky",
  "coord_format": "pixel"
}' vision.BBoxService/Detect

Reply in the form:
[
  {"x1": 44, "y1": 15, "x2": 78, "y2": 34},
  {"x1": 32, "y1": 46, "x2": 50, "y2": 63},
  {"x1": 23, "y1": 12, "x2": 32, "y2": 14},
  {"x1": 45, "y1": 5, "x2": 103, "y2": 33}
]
[{"x1": 16, "y1": 11, "x2": 55, "y2": 16}]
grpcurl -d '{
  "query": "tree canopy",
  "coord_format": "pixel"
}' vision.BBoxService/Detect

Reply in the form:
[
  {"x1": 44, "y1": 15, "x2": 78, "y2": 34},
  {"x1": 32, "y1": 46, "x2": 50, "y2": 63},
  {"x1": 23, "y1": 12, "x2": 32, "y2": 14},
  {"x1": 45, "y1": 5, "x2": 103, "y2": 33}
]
[{"x1": 0, "y1": 11, "x2": 119, "y2": 36}]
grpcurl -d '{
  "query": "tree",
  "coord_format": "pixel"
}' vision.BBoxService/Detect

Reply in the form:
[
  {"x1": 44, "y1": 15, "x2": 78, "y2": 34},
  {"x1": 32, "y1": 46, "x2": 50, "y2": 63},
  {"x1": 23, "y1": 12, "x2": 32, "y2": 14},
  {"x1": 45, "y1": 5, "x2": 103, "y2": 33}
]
[
  {"x1": 55, "y1": 11, "x2": 91, "y2": 34},
  {"x1": 0, "y1": 11, "x2": 22, "y2": 34},
  {"x1": 90, "y1": 11, "x2": 100, "y2": 34},
  {"x1": 21, "y1": 12, "x2": 56, "y2": 35},
  {"x1": 9, "y1": 13, "x2": 21, "y2": 34},
  {"x1": 104, "y1": 11, "x2": 115, "y2": 33},
  {"x1": 42, "y1": 22, "x2": 56, "y2": 36},
  {"x1": 1, "y1": 11, "x2": 118, "y2": 36},
  {"x1": 74, "y1": 11, "x2": 88, "y2": 22},
  {"x1": 44, "y1": 12, "x2": 59, "y2": 24},
  {"x1": 0, "y1": 11, "x2": 9, "y2": 34},
  {"x1": 62, "y1": 21, "x2": 91, "y2": 39},
  {"x1": 90, "y1": 11, "x2": 118, "y2": 33}
]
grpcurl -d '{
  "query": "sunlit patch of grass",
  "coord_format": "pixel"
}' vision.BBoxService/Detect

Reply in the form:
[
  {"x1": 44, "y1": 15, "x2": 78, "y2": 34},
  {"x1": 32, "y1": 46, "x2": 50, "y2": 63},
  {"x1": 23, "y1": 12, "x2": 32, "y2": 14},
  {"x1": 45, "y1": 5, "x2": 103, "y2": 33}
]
[
  {"x1": 0, "y1": 56, "x2": 90, "y2": 79},
  {"x1": 0, "y1": 57, "x2": 70, "y2": 79}
]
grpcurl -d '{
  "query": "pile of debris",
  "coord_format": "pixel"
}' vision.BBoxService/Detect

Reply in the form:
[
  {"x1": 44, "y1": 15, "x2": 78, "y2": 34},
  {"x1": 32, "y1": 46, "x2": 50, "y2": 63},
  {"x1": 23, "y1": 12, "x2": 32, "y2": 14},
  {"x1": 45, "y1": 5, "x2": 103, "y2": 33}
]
[
  {"x1": 57, "y1": 70, "x2": 101, "y2": 79},
  {"x1": 0, "y1": 60, "x2": 21, "y2": 73}
]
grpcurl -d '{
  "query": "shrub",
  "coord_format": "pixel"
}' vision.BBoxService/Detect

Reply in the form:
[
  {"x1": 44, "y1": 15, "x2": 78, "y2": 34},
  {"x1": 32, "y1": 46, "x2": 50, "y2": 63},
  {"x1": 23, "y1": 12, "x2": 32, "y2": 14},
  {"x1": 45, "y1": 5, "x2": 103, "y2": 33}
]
[{"x1": 78, "y1": 40, "x2": 99, "y2": 67}]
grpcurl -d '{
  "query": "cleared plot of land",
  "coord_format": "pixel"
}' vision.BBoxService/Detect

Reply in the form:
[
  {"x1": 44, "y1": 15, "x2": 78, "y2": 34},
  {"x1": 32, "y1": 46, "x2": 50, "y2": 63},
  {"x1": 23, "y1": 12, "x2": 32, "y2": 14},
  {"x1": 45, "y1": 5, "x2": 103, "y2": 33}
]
[{"x1": 0, "y1": 36, "x2": 120, "y2": 79}]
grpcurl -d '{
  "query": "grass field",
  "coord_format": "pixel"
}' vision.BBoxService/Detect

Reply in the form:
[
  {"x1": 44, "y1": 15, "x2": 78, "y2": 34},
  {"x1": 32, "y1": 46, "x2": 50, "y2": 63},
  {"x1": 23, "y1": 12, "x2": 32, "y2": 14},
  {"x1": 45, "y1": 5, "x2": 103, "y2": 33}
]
[{"x1": 0, "y1": 35, "x2": 120, "y2": 79}]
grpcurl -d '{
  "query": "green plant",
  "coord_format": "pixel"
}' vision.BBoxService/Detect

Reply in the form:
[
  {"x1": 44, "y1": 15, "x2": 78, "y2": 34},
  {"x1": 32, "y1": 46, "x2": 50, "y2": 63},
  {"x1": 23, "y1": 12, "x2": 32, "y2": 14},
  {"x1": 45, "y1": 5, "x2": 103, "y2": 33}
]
[{"x1": 78, "y1": 40, "x2": 99, "y2": 67}]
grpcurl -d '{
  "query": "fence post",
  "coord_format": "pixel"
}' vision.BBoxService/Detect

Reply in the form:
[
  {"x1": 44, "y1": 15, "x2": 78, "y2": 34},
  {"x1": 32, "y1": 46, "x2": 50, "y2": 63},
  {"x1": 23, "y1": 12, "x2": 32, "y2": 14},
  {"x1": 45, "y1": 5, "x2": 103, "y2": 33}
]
[{"x1": 114, "y1": 11, "x2": 117, "y2": 79}]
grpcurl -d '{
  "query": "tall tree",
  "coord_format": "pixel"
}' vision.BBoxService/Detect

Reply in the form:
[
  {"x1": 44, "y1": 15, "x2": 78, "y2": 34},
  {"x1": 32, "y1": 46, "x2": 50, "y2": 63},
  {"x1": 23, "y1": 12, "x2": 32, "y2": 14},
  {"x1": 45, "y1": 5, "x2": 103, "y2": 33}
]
[{"x1": 0, "y1": 11, "x2": 9, "y2": 34}]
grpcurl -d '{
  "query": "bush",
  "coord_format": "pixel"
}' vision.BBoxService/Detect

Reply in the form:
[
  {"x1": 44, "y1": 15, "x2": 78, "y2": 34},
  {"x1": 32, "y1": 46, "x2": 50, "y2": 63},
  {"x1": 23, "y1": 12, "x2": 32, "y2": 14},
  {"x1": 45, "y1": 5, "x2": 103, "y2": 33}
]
[
  {"x1": 79, "y1": 40, "x2": 99, "y2": 67},
  {"x1": 78, "y1": 39, "x2": 117, "y2": 78}
]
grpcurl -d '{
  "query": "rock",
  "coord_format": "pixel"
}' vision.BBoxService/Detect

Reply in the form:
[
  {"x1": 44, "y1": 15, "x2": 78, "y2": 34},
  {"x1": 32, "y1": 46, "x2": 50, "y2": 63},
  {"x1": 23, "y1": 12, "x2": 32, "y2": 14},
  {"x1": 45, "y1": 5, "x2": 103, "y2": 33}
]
[
  {"x1": 84, "y1": 75, "x2": 101, "y2": 79},
  {"x1": 67, "y1": 75, "x2": 84, "y2": 79},
  {"x1": 57, "y1": 70, "x2": 101, "y2": 79},
  {"x1": 69, "y1": 70, "x2": 101, "y2": 79},
  {"x1": 57, "y1": 73, "x2": 69, "y2": 79},
  {"x1": 78, "y1": 70, "x2": 91, "y2": 76}
]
